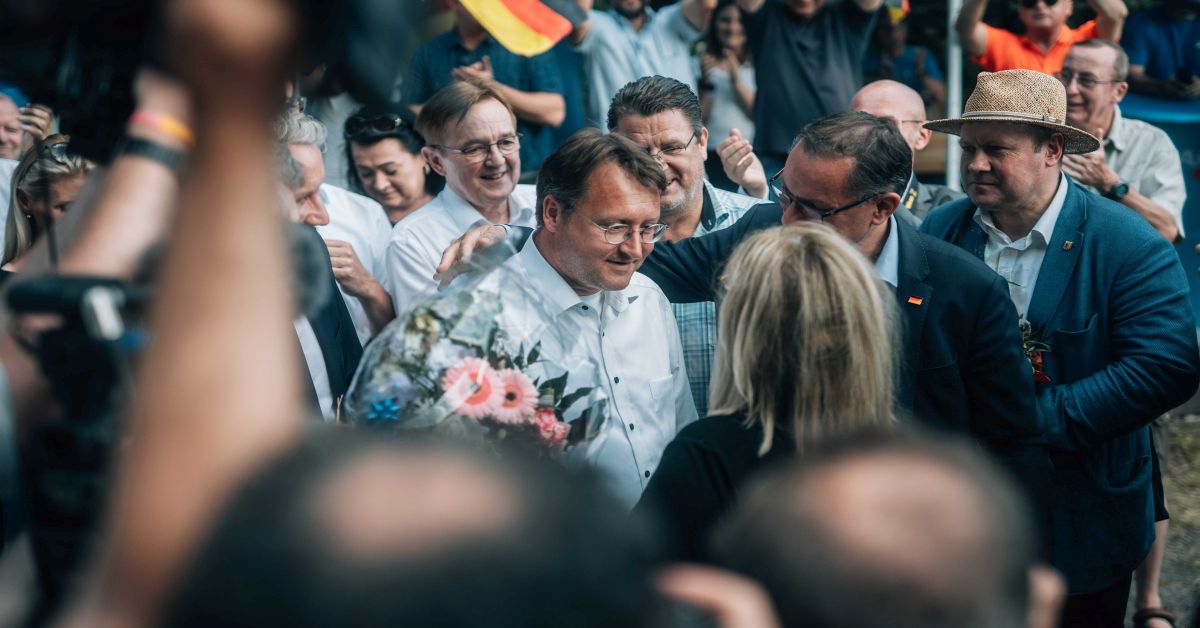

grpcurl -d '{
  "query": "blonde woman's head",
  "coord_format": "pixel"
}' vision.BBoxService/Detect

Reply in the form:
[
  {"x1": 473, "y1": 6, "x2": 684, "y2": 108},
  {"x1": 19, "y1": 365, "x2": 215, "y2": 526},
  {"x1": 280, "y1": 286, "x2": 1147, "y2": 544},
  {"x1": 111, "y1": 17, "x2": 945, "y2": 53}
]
[
  {"x1": 709, "y1": 222, "x2": 897, "y2": 454},
  {"x1": 4, "y1": 135, "x2": 94, "y2": 265}
]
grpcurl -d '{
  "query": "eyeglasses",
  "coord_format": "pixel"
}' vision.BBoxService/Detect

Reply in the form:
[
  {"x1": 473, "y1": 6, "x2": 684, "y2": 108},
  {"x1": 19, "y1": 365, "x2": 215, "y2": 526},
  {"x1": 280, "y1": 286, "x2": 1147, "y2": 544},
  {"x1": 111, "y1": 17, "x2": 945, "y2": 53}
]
[
  {"x1": 769, "y1": 170, "x2": 877, "y2": 220},
  {"x1": 1054, "y1": 69, "x2": 1122, "y2": 90},
  {"x1": 430, "y1": 134, "x2": 522, "y2": 164},
  {"x1": 644, "y1": 132, "x2": 699, "y2": 161},
  {"x1": 1018, "y1": 0, "x2": 1058, "y2": 7},
  {"x1": 344, "y1": 113, "x2": 409, "y2": 139},
  {"x1": 589, "y1": 219, "x2": 669, "y2": 245}
]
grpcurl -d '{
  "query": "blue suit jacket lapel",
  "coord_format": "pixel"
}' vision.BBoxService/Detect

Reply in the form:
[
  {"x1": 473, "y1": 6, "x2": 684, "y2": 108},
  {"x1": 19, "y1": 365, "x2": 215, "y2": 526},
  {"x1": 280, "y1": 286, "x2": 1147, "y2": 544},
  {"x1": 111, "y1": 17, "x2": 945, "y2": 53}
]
[{"x1": 1026, "y1": 183, "x2": 1086, "y2": 327}]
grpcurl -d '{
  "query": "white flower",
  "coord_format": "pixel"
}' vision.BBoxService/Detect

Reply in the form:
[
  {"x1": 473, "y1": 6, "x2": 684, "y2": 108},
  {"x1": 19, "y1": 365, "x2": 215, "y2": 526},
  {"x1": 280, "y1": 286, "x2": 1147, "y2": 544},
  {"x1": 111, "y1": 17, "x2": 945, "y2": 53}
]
[{"x1": 428, "y1": 339, "x2": 475, "y2": 373}]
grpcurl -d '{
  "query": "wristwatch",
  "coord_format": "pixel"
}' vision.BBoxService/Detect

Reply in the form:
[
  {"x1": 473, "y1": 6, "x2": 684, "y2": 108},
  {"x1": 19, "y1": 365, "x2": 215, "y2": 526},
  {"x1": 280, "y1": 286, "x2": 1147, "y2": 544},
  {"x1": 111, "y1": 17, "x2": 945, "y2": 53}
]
[
  {"x1": 1104, "y1": 180, "x2": 1129, "y2": 201},
  {"x1": 114, "y1": 136, "x2": 187, "y2": 174}
]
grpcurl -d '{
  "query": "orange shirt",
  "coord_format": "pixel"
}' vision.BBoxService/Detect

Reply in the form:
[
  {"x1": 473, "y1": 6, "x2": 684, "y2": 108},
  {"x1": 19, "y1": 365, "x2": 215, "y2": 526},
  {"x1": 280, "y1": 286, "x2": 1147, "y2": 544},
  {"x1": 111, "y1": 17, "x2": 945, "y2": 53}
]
[{"x1": 973, "y1": 21, "x2": 1100, "y2": 74}]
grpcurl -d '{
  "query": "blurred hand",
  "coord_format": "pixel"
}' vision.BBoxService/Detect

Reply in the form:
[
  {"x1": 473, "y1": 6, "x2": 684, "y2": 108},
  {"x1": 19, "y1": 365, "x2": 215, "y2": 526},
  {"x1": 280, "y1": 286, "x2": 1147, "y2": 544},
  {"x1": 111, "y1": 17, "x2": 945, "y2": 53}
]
[
  {"x1": 720, "y1": 48, "x2": 740, "y2": 77},
  {"x1": 717, "y1": 129, "x2": 768, "y2": 199},
  {"x1": 18, "y1": 104, "x2": 52, "y2": 140},
  {"x1": 700, "y1": 53, "x2": 719, "y2": 79},
  {"x1": 657, "y1": 564, "x2": 782, "y2": 628},
  {"x1": 434, "y1": 224, "x2": 508, "y2": 288},
  {"x1": 452, "y1": 56, "x2": 495, "y2": 83},
  {"x1": 164, "y1": 0, "x2": 298, "y2": 96},
  {"x1": 1164, "y1": 77, "x2": 1200, "y2": 101},
  {"x1": 325, "y1": 240, "x2": 379, "y2": 297}
]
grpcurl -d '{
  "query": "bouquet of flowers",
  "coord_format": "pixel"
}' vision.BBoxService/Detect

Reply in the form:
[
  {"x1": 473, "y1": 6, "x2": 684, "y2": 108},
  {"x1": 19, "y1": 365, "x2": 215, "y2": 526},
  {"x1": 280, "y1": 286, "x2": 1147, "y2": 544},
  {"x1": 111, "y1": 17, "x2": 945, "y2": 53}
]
[
  {"x1": 1019, "y1": 317, "x2": 1051, "y2": 384},
  {"x1": 343, "y1": 254, "x2": 608, "y2": 457}
]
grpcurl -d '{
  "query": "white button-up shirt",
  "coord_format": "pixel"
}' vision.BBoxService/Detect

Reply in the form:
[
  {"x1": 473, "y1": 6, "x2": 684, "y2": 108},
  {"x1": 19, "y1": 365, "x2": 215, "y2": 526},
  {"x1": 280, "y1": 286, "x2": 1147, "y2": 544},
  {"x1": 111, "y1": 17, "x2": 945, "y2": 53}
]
[
  {"x1": 973, "y1": 173, "x2": 1069, "y2": 318},
  {"x1": 294, "y1": 317, "x2": 334, "y2": 421},
  {"x1": 315, "y1": 183, "x2": 393, "y2": 345},
  {"x1": 385, "y1": 184, "x2": 538, "y2": 314},
  {"x1": 497, "y1": 236, "x2": 698, "y2": 509}
]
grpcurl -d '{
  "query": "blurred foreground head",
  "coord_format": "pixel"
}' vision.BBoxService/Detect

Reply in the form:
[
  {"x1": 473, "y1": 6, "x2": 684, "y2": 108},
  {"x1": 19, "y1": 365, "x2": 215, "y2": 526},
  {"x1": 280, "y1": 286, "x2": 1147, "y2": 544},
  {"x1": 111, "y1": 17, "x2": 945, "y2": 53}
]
[
  {"x1": 713, "y1": 429, "x2": 1046, "y2": 628},
  {"x1": 162, "y1": 432, "x2": 668, "y2": 627}
]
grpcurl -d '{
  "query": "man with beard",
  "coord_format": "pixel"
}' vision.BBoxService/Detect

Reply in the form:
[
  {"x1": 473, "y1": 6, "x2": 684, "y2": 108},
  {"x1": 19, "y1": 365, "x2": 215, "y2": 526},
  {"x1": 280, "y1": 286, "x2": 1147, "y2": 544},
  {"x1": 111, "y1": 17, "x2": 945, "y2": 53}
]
[
  {"x1": 955, "y1": 0, "x2": 1126, "y2": 74},
  {"x1": 606, "y1": 76, "x2": 762, "y2": 414},
  {"x1": 570, "y1": 0, "x2": 716, "y2": 128}
]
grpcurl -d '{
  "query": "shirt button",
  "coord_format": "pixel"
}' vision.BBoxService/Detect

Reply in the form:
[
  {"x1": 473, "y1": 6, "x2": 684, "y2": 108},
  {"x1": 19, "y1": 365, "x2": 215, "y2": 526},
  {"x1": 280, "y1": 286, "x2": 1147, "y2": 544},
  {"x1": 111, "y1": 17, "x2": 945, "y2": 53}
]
[
  {"x1": 614, "y1": 376, "x2": 620, "y2": 384},
  {"x1": 644, "y1": 470, "x2": 651, "y2": 478},
  {"x1": 581, "y1": 305, "x2": 589, "y2": 311},
  {"x1": 628, "y1": 423, "x2": 635, "y2": 430}
]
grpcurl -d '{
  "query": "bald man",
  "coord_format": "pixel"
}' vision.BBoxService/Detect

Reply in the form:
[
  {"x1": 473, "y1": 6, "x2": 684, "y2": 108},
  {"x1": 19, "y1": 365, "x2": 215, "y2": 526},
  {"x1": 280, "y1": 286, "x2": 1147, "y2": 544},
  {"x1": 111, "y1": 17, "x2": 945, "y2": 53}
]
[
  {"x1": 0, "y1": 95, "x2": 21, "y2": 160},
  {"x1": 713, "y1": 430, "x2": 1065, "y2": 628},
  {"x1": 850, "y1": 80, "x2": 965, "y2": 225}
]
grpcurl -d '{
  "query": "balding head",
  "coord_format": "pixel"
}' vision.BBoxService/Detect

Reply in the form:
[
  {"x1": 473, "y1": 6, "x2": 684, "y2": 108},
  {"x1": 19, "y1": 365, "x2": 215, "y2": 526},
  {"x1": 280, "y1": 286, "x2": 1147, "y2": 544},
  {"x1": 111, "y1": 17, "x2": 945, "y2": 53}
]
[
  {"x1": 714, "y1": 430, "x2": 1039, "y2": 628},
  {"x1": 0, "y1": 94, "x2": 21, "y2": 160},
  {"x1": 851, "y1": 80, "x2": 932, "y2": 157}
]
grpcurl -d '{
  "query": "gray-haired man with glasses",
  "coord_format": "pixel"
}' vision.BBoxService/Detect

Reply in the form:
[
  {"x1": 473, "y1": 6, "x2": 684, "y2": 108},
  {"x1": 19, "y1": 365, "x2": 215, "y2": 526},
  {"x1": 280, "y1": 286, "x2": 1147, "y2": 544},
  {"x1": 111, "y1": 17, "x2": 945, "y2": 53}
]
[
  {"x1": 383, "y1": 80, "x2": 539, "y2": 313},
  {"x1": 497, "y1": 128, "x2": 696, "y2": 509}
]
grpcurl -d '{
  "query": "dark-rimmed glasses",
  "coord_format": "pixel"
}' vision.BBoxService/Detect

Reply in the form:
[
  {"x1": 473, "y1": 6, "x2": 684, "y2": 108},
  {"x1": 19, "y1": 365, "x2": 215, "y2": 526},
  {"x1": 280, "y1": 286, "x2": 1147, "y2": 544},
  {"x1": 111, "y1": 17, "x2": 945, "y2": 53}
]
[
  {"x1": 344, "y1": 114, "x2": 409, "y2": 139},
  {"x1": 769, "y1": 169, "x2": 877, "y2": 220},
  {"x1": 1054, "y1": 69, "x2": 1123, "y2": 90},
  {"x1": 589, "y1": 219, "x2": 669, "y2": 245},
  {"x1": 1018, "y1": 0, "x2": 1058, "y2": 8},
  {"x1": 430, "y1": 134, "x2": 522, "y2": 164}
]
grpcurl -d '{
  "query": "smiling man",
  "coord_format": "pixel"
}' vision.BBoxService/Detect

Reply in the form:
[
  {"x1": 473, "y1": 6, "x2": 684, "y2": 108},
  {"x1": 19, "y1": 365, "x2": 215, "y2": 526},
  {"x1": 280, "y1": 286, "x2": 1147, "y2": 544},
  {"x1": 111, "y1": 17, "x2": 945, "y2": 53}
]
[
  {"x1": 955, "y1": 0, "x2": 1127, "y2": 74},
  {"x1": 501, "y1": 129, "x2": 697, "y2": 509},
  {"x1": 384, "y1": 79, "x2": 537, "y2": 312},
  {"x1": 606, "y1": 76, "x2": 762, "y2": 414}
]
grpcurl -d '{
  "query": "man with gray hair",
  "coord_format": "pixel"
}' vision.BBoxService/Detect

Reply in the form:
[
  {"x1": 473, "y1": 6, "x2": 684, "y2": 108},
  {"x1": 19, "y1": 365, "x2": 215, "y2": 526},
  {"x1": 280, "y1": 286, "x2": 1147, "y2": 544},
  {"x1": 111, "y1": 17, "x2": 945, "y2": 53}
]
[
  {"x1": 279, "y1": 113, "x2": 395, "y2": 345},
  {"x1": 713, "y1": 428, "x2": 1065, "y2": 628}
]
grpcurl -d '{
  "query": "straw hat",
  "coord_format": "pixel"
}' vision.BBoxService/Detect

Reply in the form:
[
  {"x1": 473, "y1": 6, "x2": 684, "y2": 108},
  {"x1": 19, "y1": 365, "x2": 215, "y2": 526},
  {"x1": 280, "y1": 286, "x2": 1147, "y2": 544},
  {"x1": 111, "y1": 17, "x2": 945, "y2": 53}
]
[{"x1": 924, "y1": 70, "x2": 1100, "y2": 154}]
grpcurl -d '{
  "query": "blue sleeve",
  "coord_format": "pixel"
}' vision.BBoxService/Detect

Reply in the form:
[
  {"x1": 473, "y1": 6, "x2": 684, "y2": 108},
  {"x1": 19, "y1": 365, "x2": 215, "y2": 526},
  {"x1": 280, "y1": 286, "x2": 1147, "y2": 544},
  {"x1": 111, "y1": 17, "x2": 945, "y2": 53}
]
[
  {"x1": 922, "y1": 47, "x2": 944, "y2": 81},
  {"x1": 1121, "y1": 11, "x2": 1151, "y2": 67},
  {"x1": 1038, "y1": 236, "x2": 1200, "y2": 451},
  {"x1": 526, "y1": 48, "x2": 564, "y2": 96}
]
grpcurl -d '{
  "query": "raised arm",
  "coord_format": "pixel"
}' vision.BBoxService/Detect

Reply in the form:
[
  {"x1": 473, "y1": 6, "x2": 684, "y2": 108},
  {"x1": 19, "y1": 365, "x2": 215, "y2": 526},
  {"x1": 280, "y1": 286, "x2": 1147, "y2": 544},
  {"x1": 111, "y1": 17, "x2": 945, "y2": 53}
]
[
  {"x1": 954, "y1": 0, "x2": 989, "y2": 57},
  {"x1": 734, "y1": 0, "x2": 765, "y2": 16},
  {"x1": 681, "y1": 0, "x2": 718, "y2": 31},
  {"x1": 87, "y1": 0, "x2": 304, "y2": 623},
  {"x1": 1089, "y1": 0, "x2": 1127, "y2": 42}
]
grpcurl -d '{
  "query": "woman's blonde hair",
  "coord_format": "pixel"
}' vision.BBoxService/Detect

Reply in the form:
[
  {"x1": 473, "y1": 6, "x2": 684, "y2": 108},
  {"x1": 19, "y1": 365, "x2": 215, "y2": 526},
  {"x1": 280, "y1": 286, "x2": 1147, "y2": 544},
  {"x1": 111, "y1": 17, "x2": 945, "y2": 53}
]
[
  {"x1": 709, "y1": 222, "x2": 898, "y2": 454},
  {"x1": 4, "y1": 135, "x2": 94, "y2": 265}
]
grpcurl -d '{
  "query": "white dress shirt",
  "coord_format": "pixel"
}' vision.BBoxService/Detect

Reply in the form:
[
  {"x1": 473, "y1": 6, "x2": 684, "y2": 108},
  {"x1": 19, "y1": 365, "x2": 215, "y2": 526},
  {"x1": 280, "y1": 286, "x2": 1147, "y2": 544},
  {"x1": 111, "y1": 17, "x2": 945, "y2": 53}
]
[
  {"x1": 0, "y1": 159, "x2": 18, "y2": 251},
  {"x1": 384, "y1": 184, "x2": 537, "y2": 314},
  {"x1": 973, "y1": 173, "x2": 1069, "y2": 318},
  {"x1": 495, "y1": 236, "x2": 698, "y2": 509},
  {"x1": 874, "y1": 216, "x2": 900, "y2": 289},
  {"x1": 315, "y1": 183, "x2": 393, "y2": 345},
  {"x1": 294, "y1": 317, "x2": 334, "y2": 422}
]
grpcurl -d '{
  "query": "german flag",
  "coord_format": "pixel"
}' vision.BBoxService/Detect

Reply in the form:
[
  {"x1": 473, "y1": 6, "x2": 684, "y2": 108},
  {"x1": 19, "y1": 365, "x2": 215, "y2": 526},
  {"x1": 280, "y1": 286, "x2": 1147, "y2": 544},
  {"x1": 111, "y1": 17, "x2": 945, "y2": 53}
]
[{"x1": 460, "y1": 0, "x2": 587, "y2": 57}]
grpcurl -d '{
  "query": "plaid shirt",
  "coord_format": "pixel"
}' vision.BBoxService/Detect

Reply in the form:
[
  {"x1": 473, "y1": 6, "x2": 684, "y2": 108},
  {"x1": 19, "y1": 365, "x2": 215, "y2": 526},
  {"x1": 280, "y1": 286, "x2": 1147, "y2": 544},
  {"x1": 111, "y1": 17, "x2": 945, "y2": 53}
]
[
  {"x1": 401, "y1": 29, "x2": 564, "y2": 171},
  {"x1": 672, "y1": 182, "x2": 762, "y2": 416}
]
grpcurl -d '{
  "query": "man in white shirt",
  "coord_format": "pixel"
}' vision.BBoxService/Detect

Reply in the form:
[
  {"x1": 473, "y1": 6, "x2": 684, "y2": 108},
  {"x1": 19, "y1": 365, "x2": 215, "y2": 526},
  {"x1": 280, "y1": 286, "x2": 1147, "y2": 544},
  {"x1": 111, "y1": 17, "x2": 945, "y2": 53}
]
[
  {"x1": 503, "y1": 129, "x2": 696, "y2": 508},
  {"x1": 571, "y1": 0, "x2": 715, "y2": 127},
  {"x1": 279, "y1": 113, "x2": 395, "y2": 344},
  {"x1": 385, "y1": 80, "x2": 537, "y2": 313}
]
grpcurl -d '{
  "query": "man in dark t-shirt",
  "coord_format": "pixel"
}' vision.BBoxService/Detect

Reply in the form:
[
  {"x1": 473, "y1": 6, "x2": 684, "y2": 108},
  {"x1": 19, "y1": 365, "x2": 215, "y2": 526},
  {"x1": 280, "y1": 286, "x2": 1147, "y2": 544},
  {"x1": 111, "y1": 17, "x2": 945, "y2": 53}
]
[{"x1": 737, "y1": 0, "x2": 882, "y2": 175}]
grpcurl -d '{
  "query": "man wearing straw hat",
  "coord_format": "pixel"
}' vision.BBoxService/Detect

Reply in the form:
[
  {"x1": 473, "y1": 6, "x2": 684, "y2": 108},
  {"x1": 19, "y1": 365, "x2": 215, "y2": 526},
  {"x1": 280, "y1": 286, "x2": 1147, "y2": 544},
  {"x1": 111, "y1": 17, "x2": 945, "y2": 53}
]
[{"x1": 921, "y1": 69, "x2": 1200, "y2": 628}]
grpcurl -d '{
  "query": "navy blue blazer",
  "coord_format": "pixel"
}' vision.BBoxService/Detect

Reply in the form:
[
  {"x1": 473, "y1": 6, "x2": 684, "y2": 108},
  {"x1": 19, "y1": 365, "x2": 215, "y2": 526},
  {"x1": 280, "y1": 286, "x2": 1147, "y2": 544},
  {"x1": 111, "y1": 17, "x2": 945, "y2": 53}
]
[
  {"x1": 921, "y1": 178, "x2": 1200, "y2": 594},
  {"x1": 298, "y1": 227, "x2": 364, "y2": 417},
  {"x1": 622, "y1": 205, "x2": 1043, "y2": 449}
]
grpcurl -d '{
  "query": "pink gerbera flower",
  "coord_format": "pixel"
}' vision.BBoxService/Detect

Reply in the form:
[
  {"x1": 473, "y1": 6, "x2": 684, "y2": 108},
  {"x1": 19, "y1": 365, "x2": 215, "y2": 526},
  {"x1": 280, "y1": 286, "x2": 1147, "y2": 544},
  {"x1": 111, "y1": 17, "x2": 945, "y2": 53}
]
[
  {"x1": 493, "y1": 369, "x2": 539, "y2": 424},
  {"x1": 442, "y1": 357, "x2": 503, "y2": 419}
]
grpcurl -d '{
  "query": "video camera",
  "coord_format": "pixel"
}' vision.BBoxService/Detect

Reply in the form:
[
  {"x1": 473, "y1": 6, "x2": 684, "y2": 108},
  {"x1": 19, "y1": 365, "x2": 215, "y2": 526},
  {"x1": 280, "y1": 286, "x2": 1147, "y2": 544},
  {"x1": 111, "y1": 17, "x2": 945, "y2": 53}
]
[{"x1": 0, "y1": 0, "x2": 422, "y2": 163}]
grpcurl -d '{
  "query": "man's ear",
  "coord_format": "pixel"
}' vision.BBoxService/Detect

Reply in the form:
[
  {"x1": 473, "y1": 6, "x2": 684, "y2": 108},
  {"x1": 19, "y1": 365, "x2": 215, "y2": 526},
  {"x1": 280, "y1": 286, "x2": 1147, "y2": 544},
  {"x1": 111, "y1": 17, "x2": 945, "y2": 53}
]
[
  {"x1": 422, "y1": 146, "x2": 447, "y2": 177},
  {"x1": 1045, "y1": 133, "x2": 1066, "y2": 167},
  {"x1": 873, "y1": 191, "x2": 901, "y2": 225},
  {"x1": 913, "y1": 126, "x2": 932, "y2": 152},
  {"x1": 542, "y1": 195, "x2": 565, "y2": 232},
  {"x1": 697, "y1": 126, "x2": 710, "y2": 158}
]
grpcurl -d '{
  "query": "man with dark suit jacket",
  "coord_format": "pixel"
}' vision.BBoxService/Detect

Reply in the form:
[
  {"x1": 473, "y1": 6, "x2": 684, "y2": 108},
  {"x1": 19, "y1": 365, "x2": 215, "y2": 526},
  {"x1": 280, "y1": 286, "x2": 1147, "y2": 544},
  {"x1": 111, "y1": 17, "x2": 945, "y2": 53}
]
[
  {"x1": 443, "y1": 113, "x2": 1043, "y2": 465},
  {"x1": 920, "y1": 69, "x2": 1200, "y2": 628}
]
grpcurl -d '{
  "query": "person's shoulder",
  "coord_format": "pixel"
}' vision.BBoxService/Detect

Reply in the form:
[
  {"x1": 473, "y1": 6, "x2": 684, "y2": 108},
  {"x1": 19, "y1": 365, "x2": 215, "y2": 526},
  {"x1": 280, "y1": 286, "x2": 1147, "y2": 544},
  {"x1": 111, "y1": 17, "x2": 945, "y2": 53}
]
[
  {"x1": 322, "y1": 183, "x2": 384, "y2": 213},
  {"x1": 388, "y1": 195, "x2": 453, "y2": 241},
  {"x1": 673, "y1": 413, "x2": 758, "y2": 450},
  {"x1": 1070, "y1": 182, "x2": 1163, "y2": 251},
  {"x1": 1119, "y1": 115, "x2": 1176, "y2": 148},
  {"x1": 920, "y1": 195, "x2": 977, "y2": 235},
  {"x1": 628, "y1": 272, "x2": 675, "y2": 308}
]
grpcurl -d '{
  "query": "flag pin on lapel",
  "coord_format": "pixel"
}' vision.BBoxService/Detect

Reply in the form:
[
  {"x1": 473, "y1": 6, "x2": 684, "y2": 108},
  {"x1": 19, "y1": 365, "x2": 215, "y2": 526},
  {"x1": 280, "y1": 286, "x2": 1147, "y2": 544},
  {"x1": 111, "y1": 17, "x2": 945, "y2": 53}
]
[
  {"x1": 1063, "y1": 241, "x2": 1074, "y2": 251},
  {"x1": 907, "y1": 296, "x2": 923, "y2": 306}
]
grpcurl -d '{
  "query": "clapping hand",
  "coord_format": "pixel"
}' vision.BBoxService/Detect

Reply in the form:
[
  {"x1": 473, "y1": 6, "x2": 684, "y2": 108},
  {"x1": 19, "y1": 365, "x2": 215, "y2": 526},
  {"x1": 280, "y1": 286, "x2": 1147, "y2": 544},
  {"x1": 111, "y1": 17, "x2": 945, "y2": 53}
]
[
  {"x1": 452, "y1": 56, "x2": 496, "y2": 83},
  {"x1": 717, "y1": 129, "x2": 768, "y2": 199},
  {"x1": 1062, "y1": 132, "x2": 1117, "y2": 192}
]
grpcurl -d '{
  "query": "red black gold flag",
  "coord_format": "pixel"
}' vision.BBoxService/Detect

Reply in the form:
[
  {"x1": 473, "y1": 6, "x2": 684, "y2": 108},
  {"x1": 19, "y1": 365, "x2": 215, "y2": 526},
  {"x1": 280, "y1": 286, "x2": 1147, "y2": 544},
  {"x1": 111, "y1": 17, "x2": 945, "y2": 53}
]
[{"x1": 460, "y1": 0, "x2": 588, "y2": 56}]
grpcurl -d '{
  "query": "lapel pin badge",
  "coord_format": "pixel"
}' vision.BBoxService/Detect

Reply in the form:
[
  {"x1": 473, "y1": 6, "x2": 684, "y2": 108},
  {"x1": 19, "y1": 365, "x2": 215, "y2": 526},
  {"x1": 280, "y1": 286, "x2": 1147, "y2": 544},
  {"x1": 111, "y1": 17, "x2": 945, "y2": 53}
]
[
  {"x1": 1063, "y1": 241, "x2": 1074, "y2": 251},
  {"x1": 907, "y1": 296, "x2": 923, "y2": 306}
]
